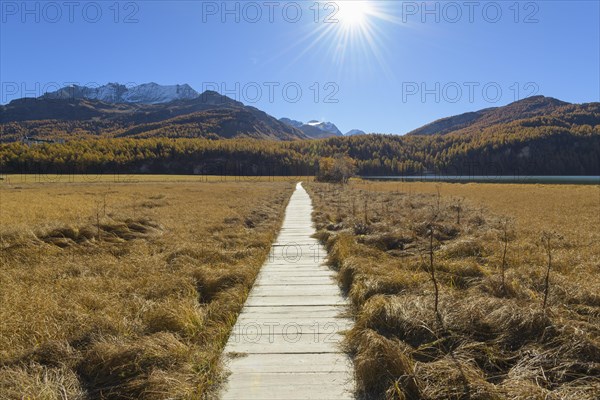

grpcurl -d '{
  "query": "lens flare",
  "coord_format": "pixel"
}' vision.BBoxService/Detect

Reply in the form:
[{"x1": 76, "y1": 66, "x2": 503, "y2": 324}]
[
  {"x1": 337, "y1": 1, "x2": 372, "y2": 28},
  {"x1": 267, "y1": 1, "x2": 402, "y2": 79}
]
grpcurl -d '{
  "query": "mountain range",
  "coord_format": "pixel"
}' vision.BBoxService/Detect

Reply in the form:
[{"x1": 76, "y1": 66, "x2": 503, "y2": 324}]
[
  {"x1": 279, "y1": 118, "x2": 366, "y2": 138},
  {"x1": 0, "y1": 83, "x2": 367, "y2": 141},
  {"x1": 406, "y1": 96, "x2": 571, "y2": 136},
  {"x1": 1, "y1": 83, "x2": 598, "y2": 150},
  {"x1": 279, "y1": 118, "x2": 339, "y2": 138},
  {"x1": 1, "y1": 86, "x2": 307, "y2": 141},
  {"x1": 43, "y1": 82, "x2": 200, "y2": 104},
  {"x1": 1, "y1": 84, "x2": 598, "y2": 176}
]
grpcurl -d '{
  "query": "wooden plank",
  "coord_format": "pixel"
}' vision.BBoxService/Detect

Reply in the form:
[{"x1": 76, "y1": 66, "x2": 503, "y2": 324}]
[
  {"x1": 253, "y1": 278, "x2": 336, "y2": 285},
  {"x1": 221, "y1": 373, "x2": 353, "y2": 400},
  {"x1": 250, "y1": 286, "x2": 342, "y2": 296},
  {"x1": 226, "y1": 332, "x2": 344, "y2": 353},
  {"x1": 243, "y1": 296, "x2": 347, "y2": 307},
  {"x1": 260, "y1": 264, "x2": 329, "y2": 269},
  {"x1": 254, "y1": 276, "x2": 336, "y2": 282},
  {"x1": 239, "y1": 305, "x2": 348, "y2": 316},
  {"x1": 231, "y1": 320, "x2": 354, "y2": 334},
  {"x1": 221, "y1": 183, "x2": 354, "y2": 399},
  {"x1": 224, "y1": 353, "x2": 353, "y2": 373},
  {"x1": 256, "y1": 271, "x2": 335, "y2": 277}
]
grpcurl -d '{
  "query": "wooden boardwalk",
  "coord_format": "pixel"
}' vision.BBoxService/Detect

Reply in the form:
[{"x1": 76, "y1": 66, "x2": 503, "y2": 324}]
[{"x1": 220, "y1": 183, "x2": 354, "y2": 400}]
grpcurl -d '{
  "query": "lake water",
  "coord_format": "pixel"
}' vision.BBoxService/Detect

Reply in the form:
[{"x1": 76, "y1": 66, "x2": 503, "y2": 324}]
[{"x1": 361, "y1": 176, "x2": 600, "y2": 185}]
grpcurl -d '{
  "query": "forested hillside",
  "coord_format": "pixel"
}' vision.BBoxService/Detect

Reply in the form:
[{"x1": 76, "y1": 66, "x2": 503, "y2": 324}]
[
  {"x1": 407, "y1": 96, "x2": 570, "y2": 136},
  {"x1": 2, "y1": 121, "x2": 598, "y2": 175},
  {"x1": 1, "y1": 96, "x2": 598, "y2": 176},
  {"x1": 0, "y1": 92, "x2": 307, "y2": 141}
]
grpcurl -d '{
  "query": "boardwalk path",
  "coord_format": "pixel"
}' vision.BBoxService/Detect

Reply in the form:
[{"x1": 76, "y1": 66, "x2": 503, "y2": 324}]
[{"x1": 221, "y1": 182, "x2": 354, "y2": 400}]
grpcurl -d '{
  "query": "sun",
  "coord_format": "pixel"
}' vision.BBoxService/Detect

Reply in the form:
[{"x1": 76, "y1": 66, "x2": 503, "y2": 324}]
[
  {"x1": 336, "y1": 1, "x2": 372, "y2": 28},
  {"x1": 273, "y1": 0, "x2": 399, "y2": 79}
]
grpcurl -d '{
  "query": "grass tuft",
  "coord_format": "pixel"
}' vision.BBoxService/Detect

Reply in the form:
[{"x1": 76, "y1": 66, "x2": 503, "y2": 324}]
[
  {"x1": 306, "y1": 181, "x2": 600, "y2": 399},
  {"x1": 0, "y1": 180, "x2": 294, "y2": 399}
]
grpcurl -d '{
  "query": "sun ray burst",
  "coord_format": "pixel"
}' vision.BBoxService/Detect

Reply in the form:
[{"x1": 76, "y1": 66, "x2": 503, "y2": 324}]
[{"x1": 264, "y1": 1, "x2": 403, "y2": 80}]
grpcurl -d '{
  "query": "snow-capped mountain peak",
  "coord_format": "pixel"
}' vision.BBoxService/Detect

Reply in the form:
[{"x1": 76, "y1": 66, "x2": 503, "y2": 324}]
[
  {"x1": 345, "y1": 129, "x2": 366, "y2": 136},
  {"x1": 279, "y1": 118, "x2": 343, "y2": 138},
  {"x1": 121, "y1": 83, "x2": 199, "y2": 104},
  {"x1": 43, "y1": 82, "x2": 200, "y2": 104},
  {"x1": 305, "y1": 120, "x2": 342, "y2": 136}
]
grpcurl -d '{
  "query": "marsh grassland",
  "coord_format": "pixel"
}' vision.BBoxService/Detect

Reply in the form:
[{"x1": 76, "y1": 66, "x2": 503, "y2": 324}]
[
  {"x1": 0, "y1": 176, "x2": 294, "y2": 399},
  {"x1": 306, "y1": 181, "x2": 600, "y2": 400},
  {"x1": 2, "y1": 176, "x2": 598, "y2": 400}
]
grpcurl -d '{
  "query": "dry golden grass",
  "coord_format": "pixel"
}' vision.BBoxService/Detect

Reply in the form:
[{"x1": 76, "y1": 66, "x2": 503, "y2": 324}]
[
  {"x1": 354, "y1": 181, "x2": 600, "y2": 245},
  {"x1": 0, "y1": 174, "x2": 309, "y2": 185},
  {"x1": 306, "y1": 181, "x2": 600, "y2": 400},
  {"x1": 0, "y1": 177, "x2": 295, "y2": 399}
]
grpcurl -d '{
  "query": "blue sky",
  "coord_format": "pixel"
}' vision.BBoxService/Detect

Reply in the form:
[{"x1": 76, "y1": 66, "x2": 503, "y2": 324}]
[{"x1": 1, "y1": 1, "x2": 599, "y2": 134}]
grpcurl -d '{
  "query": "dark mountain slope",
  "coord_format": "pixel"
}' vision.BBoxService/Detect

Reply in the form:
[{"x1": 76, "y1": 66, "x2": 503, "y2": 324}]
[
  {"x1": 407, "y1": 96, "x2": 570, "y2": 136},
  {"x1": 1, "y1": 93, "x2": 598, "y2": 175},
  {"x1": 0, "y1": 91, "x2": 307, "y2": 141}
]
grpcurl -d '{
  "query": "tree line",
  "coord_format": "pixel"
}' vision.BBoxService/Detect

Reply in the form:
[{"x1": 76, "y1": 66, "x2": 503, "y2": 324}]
[{"x1": 1, "y1": 120, "x2": 599, "y2": 176}]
